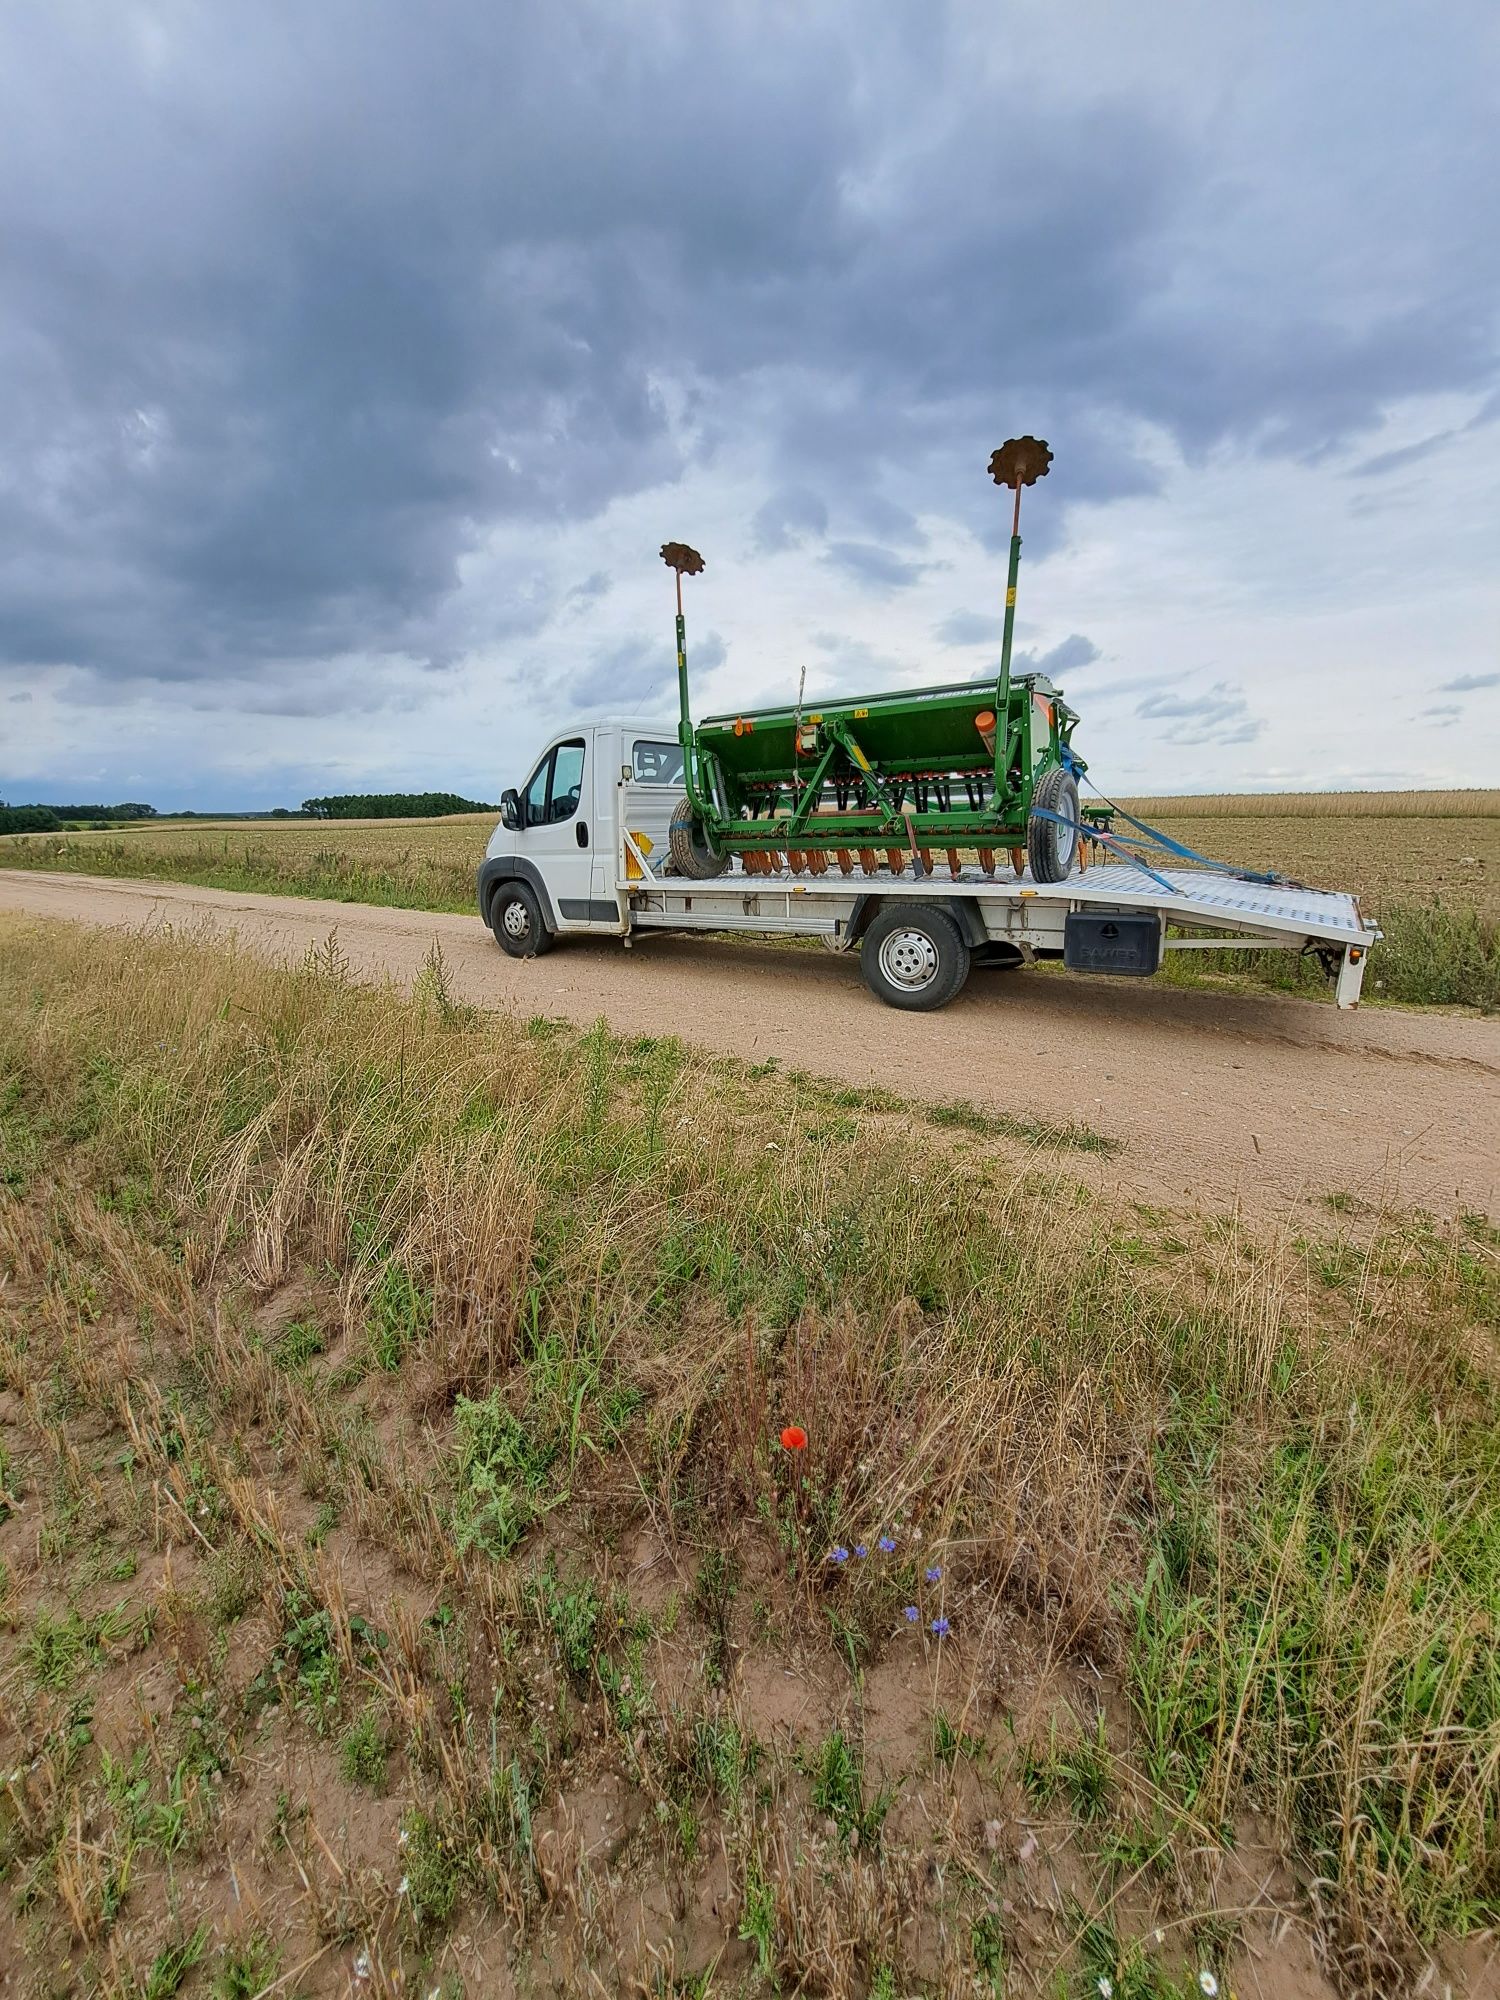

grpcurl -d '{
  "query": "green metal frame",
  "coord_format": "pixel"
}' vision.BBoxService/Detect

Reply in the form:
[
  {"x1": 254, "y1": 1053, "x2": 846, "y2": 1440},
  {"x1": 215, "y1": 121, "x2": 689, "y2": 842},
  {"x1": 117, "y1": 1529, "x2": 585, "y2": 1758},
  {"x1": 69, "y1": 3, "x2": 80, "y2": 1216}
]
[
  {"x1": 667, "y1": 438, "x2": 1085, "y2": 859},
  {"x1": 677, "y1": 673, "x2": 1083, "y2": 857}
]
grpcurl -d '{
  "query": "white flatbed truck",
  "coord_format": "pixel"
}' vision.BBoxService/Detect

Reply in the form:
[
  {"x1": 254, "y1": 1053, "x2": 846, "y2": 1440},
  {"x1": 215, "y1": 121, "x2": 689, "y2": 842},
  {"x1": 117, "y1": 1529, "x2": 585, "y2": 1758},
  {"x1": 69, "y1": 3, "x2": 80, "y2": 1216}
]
[{"x1": 477, "y1": 718, "x2": 1379, "y2": 1011}]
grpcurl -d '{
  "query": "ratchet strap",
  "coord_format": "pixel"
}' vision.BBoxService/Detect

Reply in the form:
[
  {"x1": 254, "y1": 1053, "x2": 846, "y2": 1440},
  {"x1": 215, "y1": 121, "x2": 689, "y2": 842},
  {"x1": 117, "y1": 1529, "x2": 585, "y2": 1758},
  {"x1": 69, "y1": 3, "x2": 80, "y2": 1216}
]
[
  {"x1": 1046, "y1": 752, "x2": 1303, "y2": 891},
  {"x1": 1029, "y1": 805, "x2": 1178, "y2": 893}
]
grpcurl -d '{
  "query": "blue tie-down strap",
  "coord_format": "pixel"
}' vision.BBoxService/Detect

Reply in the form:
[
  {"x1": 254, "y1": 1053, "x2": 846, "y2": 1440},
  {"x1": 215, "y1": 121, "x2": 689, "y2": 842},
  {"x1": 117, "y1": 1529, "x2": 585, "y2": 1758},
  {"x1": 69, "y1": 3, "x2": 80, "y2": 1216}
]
[
  {"x1": 1030, "y1": 804, "x2": 1179, "y2": 894},
  {"x1": 1072, "y1": 775, "x2": 1305, "y2": 890}
]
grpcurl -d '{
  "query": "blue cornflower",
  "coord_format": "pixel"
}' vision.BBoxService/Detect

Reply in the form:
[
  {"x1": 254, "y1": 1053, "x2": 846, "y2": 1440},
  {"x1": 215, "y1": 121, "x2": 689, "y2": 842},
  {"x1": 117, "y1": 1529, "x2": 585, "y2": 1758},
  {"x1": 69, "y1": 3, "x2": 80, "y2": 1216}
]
[
  {"x1": 877, "y1": 1535, "x2": 896, "y2": 1554},
  {"x1": 854, "y1": 1544, "x2": 869, "y2": 1559},
  {"x1": 925, "y1": 1565, "x2": 942, "y2": 1583},
  {"x1": 930, "y1": 1616, "x2": 951, "y2": 1638},
  {"x1": 903, "y1": 1605, "x2": 919, "y2": 1623},
  {"x1": 829, "y1": 1546, "x2": 849, "y2": 1564}
]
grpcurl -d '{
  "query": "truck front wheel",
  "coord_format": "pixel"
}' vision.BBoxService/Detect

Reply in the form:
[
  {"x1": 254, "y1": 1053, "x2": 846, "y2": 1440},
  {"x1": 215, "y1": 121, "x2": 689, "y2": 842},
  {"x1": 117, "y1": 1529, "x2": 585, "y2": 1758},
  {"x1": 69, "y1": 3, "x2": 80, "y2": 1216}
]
[
  {"x1": 668, "y1": 796, "x2": 729, "y2": 879},
  {"x1": 489, "y1": 882, "x2": 554, "y2": 958},
  {"x1": 859, "y1": 903, "x2": 971, "y2": 1011}
]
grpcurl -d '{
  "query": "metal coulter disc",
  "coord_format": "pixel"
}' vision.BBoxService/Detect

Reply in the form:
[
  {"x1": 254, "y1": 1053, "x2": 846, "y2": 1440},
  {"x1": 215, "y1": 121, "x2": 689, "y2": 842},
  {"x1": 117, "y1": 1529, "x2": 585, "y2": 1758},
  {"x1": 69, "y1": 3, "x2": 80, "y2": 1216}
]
[
  {"x1": 660, "y1": 541, "x2": 706, "y2": 576},
  {"x1": 987, "y1": 437, "x2": 1053, "y2": 489}
]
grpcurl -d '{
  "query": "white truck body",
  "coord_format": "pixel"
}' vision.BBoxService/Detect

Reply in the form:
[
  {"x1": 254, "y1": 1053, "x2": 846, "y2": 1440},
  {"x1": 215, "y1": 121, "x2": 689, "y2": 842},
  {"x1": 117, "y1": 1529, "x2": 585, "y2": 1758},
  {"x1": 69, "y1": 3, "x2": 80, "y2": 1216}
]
[{"x1": 479, "y1": 717, "x2": 1378, "y2": 1008}]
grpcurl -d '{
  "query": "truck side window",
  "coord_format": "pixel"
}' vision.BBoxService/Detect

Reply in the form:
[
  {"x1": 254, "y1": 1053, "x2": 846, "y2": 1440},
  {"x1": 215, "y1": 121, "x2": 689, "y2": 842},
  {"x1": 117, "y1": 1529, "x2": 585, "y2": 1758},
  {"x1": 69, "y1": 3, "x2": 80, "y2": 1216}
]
[
  {"x1": 549, "y1": 742, "x2": 585, "y2": 823},
  {"x1": 632, "y1": 739, "x2": 684, "y2": 785},
  {"x1": 519, "y1": 739, "x2": 586, "y2": 829},
  {"x1": 521, "y1": 753, "x2": 553, "y2": 828}
]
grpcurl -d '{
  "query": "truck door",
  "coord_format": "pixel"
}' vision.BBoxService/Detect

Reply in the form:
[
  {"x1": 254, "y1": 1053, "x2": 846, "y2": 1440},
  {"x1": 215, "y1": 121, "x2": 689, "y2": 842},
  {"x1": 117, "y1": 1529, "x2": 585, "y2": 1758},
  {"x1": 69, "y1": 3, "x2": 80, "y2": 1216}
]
[{"x1": 514, "y1": 732, "x2": 605, "y2": 927}]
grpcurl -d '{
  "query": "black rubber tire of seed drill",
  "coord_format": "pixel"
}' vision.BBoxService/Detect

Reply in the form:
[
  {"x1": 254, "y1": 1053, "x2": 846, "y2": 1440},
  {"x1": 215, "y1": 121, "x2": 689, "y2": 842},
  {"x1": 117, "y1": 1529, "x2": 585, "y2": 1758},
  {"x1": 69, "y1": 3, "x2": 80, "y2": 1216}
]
[
  {"x1": 668, "y1": 795, "x2": 730, "y2": 879},
  {"x1": 1027, "y1": 765, "x2": 1082, "y2": 884}
]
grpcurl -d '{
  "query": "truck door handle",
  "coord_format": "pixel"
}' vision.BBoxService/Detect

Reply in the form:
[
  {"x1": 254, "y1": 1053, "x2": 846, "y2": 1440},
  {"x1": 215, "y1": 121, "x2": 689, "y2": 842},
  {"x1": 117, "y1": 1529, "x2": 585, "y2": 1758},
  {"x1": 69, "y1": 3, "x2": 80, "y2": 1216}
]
[{"x1": 576, "y1": 822, "x2": 588, "y2": 848}]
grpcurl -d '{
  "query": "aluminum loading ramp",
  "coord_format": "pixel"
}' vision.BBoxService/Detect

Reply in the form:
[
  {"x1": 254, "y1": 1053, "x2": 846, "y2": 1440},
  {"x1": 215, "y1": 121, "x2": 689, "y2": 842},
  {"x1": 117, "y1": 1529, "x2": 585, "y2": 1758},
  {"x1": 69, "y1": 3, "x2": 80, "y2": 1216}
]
[{"x1": 1037, "y1": 864, "x2": 1373, "y2": 947}]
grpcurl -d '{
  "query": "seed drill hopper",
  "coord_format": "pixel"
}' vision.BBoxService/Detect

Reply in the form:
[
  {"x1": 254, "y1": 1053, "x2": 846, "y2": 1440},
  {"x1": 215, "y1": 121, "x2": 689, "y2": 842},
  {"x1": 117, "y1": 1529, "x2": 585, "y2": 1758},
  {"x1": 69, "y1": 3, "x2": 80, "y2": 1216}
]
[{"x1": 662, "y1": 438, "x2": 1090, "y2": 885}]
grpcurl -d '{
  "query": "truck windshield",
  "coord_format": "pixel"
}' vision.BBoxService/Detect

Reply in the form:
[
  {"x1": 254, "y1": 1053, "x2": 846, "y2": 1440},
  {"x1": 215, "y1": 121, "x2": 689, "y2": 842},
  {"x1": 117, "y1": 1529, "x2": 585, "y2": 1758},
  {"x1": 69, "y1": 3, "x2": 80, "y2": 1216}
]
[{"x1": 632, "y1": 740, "x2": 684, "y2": 785}]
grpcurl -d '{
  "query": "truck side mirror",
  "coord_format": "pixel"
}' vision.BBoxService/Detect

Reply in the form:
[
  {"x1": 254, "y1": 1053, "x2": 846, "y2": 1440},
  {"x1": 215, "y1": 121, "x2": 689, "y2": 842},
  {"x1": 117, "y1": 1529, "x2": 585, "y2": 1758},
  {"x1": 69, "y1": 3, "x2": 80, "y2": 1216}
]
[{"x1": 499, "y1": 788, "x2": 521, "y2": 831}]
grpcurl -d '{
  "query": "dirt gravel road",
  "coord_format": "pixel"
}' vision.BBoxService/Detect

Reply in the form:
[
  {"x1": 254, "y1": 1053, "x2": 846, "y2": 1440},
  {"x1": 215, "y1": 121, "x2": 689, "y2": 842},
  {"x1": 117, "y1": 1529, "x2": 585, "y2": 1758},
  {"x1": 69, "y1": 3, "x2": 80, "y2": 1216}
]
[{"x1": 2, "y1": 868, "x2": 1496, "y2": 1219}]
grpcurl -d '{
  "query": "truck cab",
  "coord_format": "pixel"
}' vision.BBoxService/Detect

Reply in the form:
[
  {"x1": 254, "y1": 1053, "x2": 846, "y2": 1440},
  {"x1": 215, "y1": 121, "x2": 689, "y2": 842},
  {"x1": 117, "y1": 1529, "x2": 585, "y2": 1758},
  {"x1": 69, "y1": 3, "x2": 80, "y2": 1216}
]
[{"x1": 478, "y1": 717, "x2": 682, "y2": 953}]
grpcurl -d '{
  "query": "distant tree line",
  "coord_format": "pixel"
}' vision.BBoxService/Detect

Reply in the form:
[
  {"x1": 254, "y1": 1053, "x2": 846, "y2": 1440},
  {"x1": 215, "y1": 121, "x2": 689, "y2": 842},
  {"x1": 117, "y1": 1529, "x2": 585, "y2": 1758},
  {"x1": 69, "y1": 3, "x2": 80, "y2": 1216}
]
[
  {"x1": 0, "y1": 805, "x2": 63, "y2": 833},
  {"x1": 2, "y1": 794, "x2": 496, "y2": 833},
  {"x1": 300, "y1": 792, "x2": 497, "y2": 819},
  {"x1": 0, "y1": 800, "x2": 156, "y2": 833}
]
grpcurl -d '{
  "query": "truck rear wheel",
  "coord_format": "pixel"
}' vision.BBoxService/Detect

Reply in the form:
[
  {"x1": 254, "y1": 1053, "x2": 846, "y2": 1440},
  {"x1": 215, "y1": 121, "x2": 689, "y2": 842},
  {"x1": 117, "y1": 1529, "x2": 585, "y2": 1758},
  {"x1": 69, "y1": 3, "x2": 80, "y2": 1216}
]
[
  {"x1": 860, "y1": 903, "x2": 971, "y2": 1011},
  {"x1": 668, "y1": 795, "x2": 729, "y2": 879},
  {"x1": 489, "y1": 881, "x2": 554, "y2": 958},
  {"x1": 1028, "y1": 765, "x2": 1081, "y2": 884}
]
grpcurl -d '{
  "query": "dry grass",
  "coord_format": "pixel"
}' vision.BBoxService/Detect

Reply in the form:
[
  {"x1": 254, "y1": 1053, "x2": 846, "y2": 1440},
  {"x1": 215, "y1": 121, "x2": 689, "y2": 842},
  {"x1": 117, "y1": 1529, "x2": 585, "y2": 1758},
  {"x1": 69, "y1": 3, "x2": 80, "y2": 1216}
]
[
  {"x1": 1, "y1": 917, "x2": 1497, "y2": 1995},
  {"x1": 0, "y1": 816, "x2": 489, "y2": 912}
]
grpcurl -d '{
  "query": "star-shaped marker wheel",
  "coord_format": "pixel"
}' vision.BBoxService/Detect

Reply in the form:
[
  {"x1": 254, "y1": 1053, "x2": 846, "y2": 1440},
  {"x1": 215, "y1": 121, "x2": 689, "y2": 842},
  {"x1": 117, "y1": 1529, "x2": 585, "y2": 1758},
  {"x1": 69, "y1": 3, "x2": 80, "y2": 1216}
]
[
  {"x1": 987, "y1": 437, "x2": 1053, "y2": 489},
  {"x1": 660, "y1": 541, "x2": 706, "y2": 576}
]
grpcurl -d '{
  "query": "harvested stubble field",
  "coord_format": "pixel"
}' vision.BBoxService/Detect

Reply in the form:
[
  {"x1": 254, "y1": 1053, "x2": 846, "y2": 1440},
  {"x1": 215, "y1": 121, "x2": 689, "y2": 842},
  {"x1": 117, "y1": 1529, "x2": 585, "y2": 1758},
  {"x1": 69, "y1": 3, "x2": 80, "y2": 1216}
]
[
  {"x1": 1, "y1": 792, "x2": 1497, "y2": 1008},
  {"x1": 1, "y1": 918, "x2": 1498, "y2": 1998}
]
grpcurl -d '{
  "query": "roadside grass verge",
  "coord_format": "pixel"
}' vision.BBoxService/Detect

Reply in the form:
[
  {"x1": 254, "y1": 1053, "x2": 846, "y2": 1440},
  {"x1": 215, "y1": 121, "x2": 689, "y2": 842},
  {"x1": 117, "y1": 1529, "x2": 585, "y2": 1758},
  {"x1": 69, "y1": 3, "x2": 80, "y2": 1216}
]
[
  {"x1": 0, "y1": 916, "x2": 1497, "y2": 1994},
  {"x1": 0, "y1": 829, "x2": 478, "y2": 913},
  {"x1": 4, "y1": 822, "x2": 1497, "y2": 1010},
  {"x1": 1158, "y1": 899, "x2": 1500, "y2": 1012}
]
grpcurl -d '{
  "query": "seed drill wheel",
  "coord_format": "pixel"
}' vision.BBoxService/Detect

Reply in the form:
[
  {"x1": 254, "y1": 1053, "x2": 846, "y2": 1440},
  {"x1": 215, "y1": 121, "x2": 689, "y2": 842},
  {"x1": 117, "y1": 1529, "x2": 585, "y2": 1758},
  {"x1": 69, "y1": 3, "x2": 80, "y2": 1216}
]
[
  {"x1": 667, "y1": 795, "x2": 729, "y2": 879},
  {"x1": 1027, "y1": 766, "x2": 1081, "y2": 884}
]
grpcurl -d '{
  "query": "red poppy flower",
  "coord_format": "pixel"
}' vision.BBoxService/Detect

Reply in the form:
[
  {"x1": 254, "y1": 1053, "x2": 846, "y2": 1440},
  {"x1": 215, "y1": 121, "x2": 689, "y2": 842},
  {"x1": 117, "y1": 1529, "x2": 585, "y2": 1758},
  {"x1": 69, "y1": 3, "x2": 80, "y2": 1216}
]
[{"x1": 779, "y1": 1425, "x2": 808, "y2": 1451}]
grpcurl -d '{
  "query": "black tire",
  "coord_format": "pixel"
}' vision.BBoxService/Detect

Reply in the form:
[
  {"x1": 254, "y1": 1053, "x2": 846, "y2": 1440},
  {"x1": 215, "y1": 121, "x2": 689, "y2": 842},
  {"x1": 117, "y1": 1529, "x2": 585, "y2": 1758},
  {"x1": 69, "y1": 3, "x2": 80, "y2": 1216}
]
[
  {"x1": 489, "y1": 881, "x2": 554, "y2": 958},
  {"x1": 668, "y1": 795, "x2": 729, "y2": 880},
  {"x1": 859, "y1": 902, "x2": 971, "y2": 1011},
  {"x1": 1028, "y1": 765, "x2": 1081, "y2": 884}
]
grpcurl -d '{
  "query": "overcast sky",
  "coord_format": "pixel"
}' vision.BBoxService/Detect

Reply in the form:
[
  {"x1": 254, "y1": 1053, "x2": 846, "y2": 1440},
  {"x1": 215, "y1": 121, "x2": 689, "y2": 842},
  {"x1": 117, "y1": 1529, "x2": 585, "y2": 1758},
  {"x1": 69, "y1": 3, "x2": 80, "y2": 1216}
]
[{"x1": 1, "y1": 0, "x2": 1496, "y2": 810}]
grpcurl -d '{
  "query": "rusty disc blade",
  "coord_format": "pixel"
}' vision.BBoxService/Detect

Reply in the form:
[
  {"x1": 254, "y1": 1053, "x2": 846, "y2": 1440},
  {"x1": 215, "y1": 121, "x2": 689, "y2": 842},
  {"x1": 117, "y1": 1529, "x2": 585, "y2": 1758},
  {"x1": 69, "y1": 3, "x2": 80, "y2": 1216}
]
[
  {"x1": 987, "y1": 437, "x2": 1052, "y2": 489},
  {"x1": 660, "y1": 541, "x2": 706, "y2": 576}
]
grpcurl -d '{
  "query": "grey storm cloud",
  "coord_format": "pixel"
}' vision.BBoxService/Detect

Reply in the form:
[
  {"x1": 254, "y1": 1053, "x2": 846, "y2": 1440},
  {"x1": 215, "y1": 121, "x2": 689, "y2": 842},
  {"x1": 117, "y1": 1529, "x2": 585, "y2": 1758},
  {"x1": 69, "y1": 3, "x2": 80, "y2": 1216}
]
[
  {"x1": 821, "y1": 542, "x2": 930, "y2": 593},
  {"x1": 0, "y1": 0, "x2": 1495, "y2": 725},
  {"x1": 1035, "y1": 635, "x2": 1102, "y2": 676},
  {"x1": 1436, "y1": 672, "x2": 1498, "y2": 693},
  {"x1": 945, "y1": 620, "x2": 1101, "y2": 677},
  {"x1": 1350, "y1": 433, "x2": 1456, "y2": 478},
  {"x1": 751, "y1": 489, "x2": 830, "y2": 555},
  {"x1": 565, "y1": 572, "x2": 613, "y2": 613},
  {"x1": 1136, "y1": 682, "x2": 1264, "y2": 747},
  {"x1": 936, "y1": 609, "x2": 1002, "y2": 646},
  {"x1": 571, "y1": 630, "x2": 725, "y2": 711}
]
